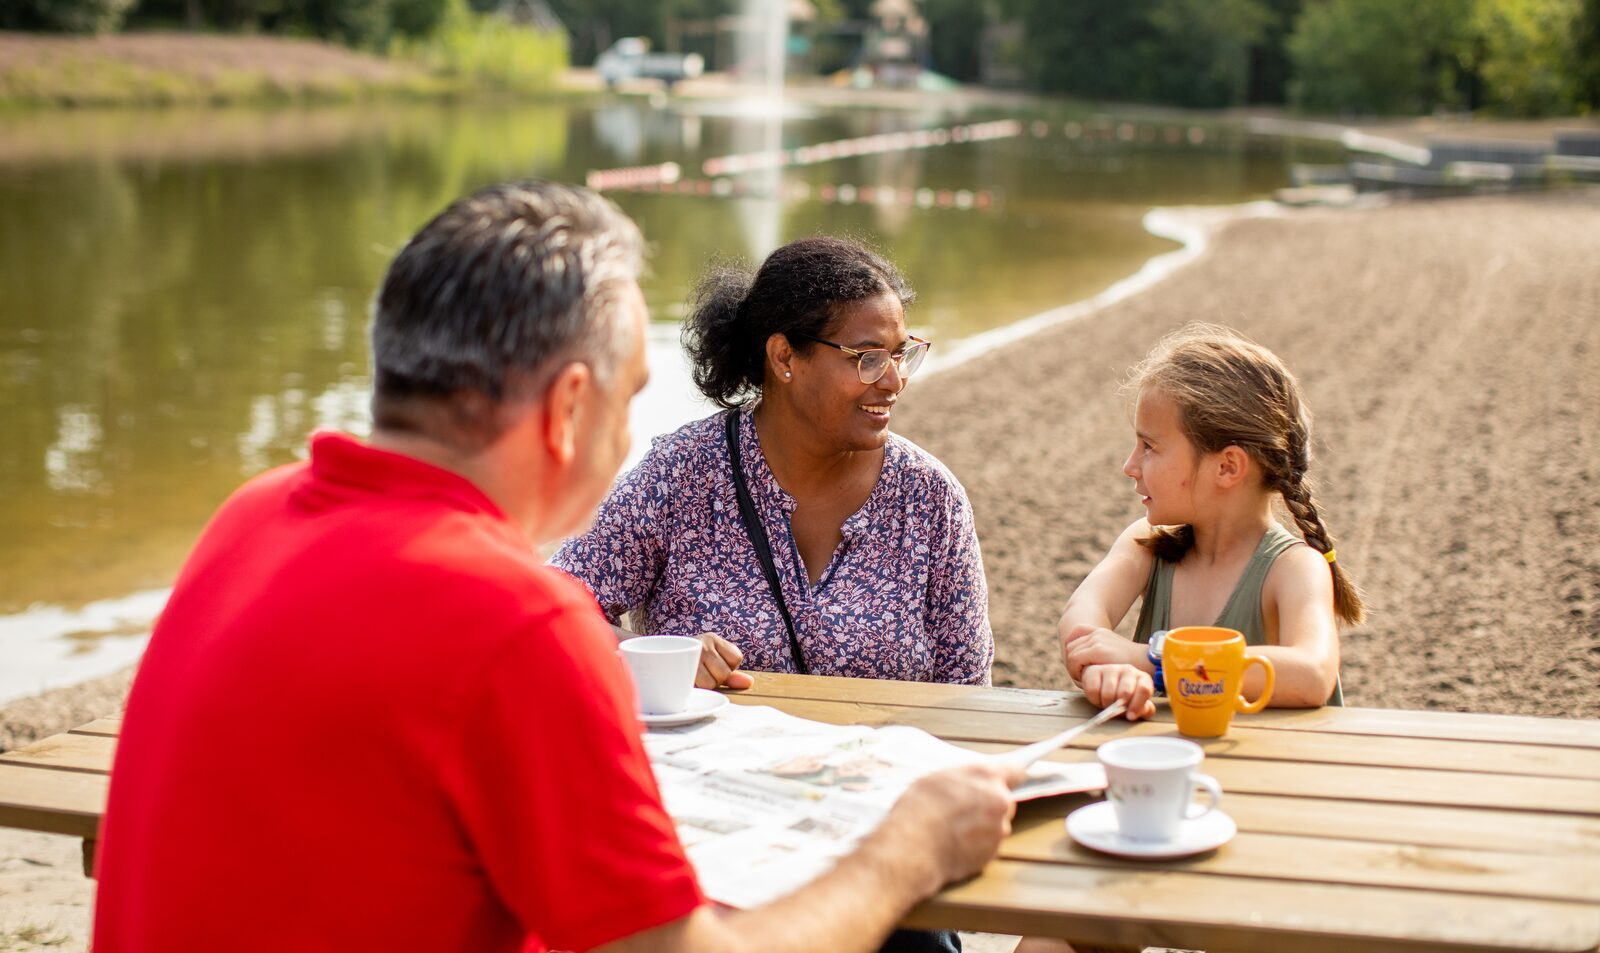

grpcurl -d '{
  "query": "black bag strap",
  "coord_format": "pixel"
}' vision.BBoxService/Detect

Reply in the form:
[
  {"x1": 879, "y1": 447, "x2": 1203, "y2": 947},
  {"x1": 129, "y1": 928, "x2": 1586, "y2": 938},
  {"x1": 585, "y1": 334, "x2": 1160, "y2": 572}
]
[{"x1": 724, "y1": 410, "x2": 810, "y2": 675}]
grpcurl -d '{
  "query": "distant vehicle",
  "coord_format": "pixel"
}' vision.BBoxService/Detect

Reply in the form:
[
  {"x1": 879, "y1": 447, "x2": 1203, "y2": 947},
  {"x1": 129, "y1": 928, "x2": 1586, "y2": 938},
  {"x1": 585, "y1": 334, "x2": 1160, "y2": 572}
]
[{"x1": 596, "y1": 37, "x2": 704, "y2": 91}]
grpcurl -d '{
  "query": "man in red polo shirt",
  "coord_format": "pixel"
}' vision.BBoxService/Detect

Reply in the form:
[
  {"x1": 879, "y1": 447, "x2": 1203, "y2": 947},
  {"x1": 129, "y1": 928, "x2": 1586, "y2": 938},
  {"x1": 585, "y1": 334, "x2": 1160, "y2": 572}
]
[{"x1": 94, "y1": 181, "x2": 1021, "y2": 953}]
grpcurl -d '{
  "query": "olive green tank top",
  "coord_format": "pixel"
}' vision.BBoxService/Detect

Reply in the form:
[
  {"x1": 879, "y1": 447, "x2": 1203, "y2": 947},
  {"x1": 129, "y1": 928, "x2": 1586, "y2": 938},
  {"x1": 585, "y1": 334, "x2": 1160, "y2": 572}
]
[{"x1": 1133, "y1": 523, "x2": 1344, "y2": 706}]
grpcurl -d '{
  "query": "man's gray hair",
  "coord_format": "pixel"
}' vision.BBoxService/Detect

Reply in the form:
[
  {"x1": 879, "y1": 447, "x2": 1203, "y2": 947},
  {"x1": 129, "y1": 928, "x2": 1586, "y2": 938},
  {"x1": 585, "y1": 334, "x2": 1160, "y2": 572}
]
[{"x1": 371, "y1": 180, "x2": 645, "y2": 402}]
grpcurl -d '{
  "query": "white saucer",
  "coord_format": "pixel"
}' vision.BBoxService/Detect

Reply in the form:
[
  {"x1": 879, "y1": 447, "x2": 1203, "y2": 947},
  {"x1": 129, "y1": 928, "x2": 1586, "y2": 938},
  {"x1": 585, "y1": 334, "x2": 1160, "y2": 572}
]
[
  {"x1": 639, "y1": 689, "x2": 730, "y2": 728},
  {"x1": 1065, "y1": 800, "x2": 1236, "y2": 859}
]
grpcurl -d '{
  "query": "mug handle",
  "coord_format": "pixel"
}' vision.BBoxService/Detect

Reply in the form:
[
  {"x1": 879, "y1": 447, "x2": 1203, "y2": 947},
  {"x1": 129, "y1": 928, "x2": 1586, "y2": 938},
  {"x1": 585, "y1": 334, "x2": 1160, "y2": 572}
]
[
  {"x1": 1186, "y1": 772, "x2": 1223, "y2": 820},
  {"x1": 1234, "y1": 654, "x2": 1275, "y2": 714}
]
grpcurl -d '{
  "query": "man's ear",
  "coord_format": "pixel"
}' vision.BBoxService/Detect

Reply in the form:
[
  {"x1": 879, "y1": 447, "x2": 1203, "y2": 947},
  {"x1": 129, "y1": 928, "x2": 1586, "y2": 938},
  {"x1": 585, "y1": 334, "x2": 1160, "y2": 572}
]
[
  {"x1": 1214, "y1": 445, "x2": 1251, "y2": 488},
  {"x1": 542, "y1": 361, "x2": 593, "y2": 467}
]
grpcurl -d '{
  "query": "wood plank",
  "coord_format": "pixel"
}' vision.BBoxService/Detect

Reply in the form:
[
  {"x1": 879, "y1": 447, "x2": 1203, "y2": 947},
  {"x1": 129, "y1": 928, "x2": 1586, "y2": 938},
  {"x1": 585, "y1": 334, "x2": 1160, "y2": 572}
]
[
  {"x1": 69, "y1": 716, "x2": 122, "y2": 738},
  {"x1": 738, "y1": 674, "x2": 1099, "y2": 717},
  {"x1": 0, "y1": 732, "x2": 115, "y2": 775},
  {"x1": 999, "y1": 809, "x2": 1600, "y2": 903},
  {"x1": 1170, "y1": 791, "x2": 1600, "y2": 856},
  {"x1": 735, "y1": 674, "x2": 1600, "y2": 749},
  {"x1": 727, "y1": 694, "x2": 1600, "y2": 784},
  {"x1": 727, "y1": 696, "x2": 1600, "y2": 814},
  {"x1": 947, "y1": 738, "x2": 1600, "y2": 816},
  {"x1": 904, "y1": 859, "x2": 1600, "y2": 953},
  {"x1": 0, "y1": 763, "x2": 107, "y2": 839}
]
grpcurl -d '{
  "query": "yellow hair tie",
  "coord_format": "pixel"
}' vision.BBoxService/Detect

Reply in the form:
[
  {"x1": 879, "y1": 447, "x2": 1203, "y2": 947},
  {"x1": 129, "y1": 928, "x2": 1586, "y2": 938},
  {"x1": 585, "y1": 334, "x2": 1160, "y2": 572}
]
[{"x1": 1323, "y1": 549, "x2": 1337, "y2": 564}]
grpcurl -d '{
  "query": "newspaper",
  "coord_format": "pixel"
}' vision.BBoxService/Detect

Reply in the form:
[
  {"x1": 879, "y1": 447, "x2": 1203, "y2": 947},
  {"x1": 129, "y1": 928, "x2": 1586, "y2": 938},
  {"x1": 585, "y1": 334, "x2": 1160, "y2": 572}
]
[{"x1": 644, "y1": 703, "x2": 1106, "y2": 908}]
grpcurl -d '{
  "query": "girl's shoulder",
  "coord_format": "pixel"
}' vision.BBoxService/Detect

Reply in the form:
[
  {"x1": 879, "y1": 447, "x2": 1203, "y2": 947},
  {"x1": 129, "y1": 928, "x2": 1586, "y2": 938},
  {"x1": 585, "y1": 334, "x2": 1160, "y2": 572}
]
[
  {"x1": 1261, "y1": 525, "x2": 1335, "y2": 598},
  {"x1": 1106, "y1": 518, "x2": 1161, "y2": 567}
]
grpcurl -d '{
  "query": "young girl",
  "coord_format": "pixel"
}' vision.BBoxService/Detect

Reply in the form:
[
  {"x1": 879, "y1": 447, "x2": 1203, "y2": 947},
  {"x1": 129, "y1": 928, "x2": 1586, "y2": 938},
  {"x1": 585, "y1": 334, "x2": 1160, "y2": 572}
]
[{"x1": 1060, "y1": 323, "x2": 1364, "y2": 711}]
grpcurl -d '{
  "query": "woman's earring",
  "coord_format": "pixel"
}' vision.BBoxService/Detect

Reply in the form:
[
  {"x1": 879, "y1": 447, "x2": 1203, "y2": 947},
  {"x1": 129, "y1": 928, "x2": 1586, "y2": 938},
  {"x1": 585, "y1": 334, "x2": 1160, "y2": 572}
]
[{"x1": 784, "y1": 371, "x2": 792, "y2": 379}]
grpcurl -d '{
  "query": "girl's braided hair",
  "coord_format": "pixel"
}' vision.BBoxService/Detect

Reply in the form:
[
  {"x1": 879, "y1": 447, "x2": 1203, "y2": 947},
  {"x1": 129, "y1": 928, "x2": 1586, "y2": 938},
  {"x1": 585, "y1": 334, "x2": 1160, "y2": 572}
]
[{"x1": 1131, "y1": 323, "x2": 1365, "y2": 626}]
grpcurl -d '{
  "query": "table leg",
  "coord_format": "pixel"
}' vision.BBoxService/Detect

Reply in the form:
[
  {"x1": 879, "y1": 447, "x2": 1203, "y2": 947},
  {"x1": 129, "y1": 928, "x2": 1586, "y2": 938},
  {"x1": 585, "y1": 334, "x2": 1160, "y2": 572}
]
[{"x1": 82, "y1": 838, "x2": 97, "y2": 878}]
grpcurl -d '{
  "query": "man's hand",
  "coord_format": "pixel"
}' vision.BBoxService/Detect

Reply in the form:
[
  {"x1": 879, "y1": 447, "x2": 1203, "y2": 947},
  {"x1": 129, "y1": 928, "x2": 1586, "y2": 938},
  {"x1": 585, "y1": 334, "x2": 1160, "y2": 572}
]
[
  {"x1": 695, "y1": 633, "x2": 754, "y2": 690},
  {"x1": 1081, "y1": 664, "x2": 1156, "y2": 720},
  {"x1": 1060, "y1": 623, "x2": 1147, "y2": 684},
  {"x1": 878, "y1": 762, "x2": 1023, "y2": 890}
]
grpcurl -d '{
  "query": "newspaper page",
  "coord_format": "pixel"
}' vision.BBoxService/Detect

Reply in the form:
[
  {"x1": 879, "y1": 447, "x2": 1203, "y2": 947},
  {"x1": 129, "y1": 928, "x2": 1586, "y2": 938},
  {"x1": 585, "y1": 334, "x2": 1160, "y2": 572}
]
[{"x1": 644, "y1": 704, "x2": 1106, "y2": 908}]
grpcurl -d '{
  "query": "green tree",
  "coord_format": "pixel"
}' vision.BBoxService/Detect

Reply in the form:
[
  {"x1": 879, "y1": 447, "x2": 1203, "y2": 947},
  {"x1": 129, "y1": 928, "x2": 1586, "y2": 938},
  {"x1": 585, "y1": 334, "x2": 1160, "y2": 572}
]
[
  {"x1": 1288, "y1": 0, "x2": 1478, "y2": 114},
  {"x1": 1009, "y1": 0, "x2": 1272, "y2": 107},
  {"x1": 1245, "y1": 0, "x2": 1303, "y2": 103},
  {"x1": 1147, "y1": 0, "x2": 1272, "y2": 105},
  {"x1": 923, "y1": 0, "x2": 990, "y2": 81},
  {"x1": 1473, "y1": 0, "x2": 1586, "y2": 115},
  {"x1": 0, "y1": 0, "x2": 137, "y2": 32},
  {"x1": 391, "y1": 0, "x2": 452, "y2": 38},
  {"x1": 1578, "y1": 0, "x2": 1600, "y2": 110}
]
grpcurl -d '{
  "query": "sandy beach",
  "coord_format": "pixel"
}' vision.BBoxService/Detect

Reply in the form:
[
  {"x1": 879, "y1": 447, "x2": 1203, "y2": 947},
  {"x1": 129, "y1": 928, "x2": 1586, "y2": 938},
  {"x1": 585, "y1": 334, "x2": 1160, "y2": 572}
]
[
  {"x1": 2, "y1": 189, "x2": 1598, "y2": 949},
  {"x1": 897, "y1": 189, "x2": 1600, "y2": 718}
]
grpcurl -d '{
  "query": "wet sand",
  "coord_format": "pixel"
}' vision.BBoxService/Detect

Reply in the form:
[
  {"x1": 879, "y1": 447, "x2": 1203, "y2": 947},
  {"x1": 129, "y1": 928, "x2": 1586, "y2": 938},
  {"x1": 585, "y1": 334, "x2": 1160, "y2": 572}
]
[{"x1": 2, "y1": 190, "x2": 1598, "y2": 949}]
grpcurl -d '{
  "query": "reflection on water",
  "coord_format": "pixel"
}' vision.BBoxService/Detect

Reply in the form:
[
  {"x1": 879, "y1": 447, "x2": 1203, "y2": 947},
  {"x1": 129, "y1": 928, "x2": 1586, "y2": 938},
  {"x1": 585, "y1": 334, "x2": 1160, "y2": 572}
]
[{"x1": 0, "y1": 98, "x2": 1341, "y2": 694}]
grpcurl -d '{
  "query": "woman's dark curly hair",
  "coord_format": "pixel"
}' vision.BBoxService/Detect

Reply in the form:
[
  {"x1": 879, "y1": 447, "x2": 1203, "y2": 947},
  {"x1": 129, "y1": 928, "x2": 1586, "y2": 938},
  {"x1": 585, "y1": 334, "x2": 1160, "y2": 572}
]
[{"x1": 682, "y1": 236, "x2": 914, "y2": 409}]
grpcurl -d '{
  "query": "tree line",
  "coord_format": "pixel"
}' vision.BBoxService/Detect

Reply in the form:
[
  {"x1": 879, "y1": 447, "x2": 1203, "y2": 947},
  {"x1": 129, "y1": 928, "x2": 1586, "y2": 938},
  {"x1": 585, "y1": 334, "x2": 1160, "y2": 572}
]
[
  {"x1": 546, "y1": 0, "x2": 1600, "y2": 116},
  {"x1": 5, "y1": 0, "x2": 1598, "y2": 116}
]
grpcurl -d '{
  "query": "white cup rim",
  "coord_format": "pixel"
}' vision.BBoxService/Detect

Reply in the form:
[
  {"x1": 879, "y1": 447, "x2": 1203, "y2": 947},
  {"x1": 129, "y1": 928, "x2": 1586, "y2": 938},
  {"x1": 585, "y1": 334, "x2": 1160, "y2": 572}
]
[
  {"x1": 620, "y1": 635, "x2": 702, "y2": 656},
  {"x1": 1097, "y1": 736, "x2": 1204, "y2": 770}
]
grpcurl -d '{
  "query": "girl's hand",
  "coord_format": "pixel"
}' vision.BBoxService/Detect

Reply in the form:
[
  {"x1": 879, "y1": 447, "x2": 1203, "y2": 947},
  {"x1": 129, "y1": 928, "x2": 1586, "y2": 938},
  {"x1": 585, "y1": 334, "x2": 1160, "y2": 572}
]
[
  {"x1": 1061, "y1": 624, "x2": 1149, "y2": 683},
  {"x1": 1081, "y1": 664, "x2": 1157, "y2": 720}
]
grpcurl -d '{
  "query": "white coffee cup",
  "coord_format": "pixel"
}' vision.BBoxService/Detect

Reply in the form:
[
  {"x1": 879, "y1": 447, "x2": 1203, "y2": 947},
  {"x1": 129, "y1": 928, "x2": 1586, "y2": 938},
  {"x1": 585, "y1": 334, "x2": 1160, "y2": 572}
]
[
  {"x1": 620, "y1": 636, "x2": 702, "y2": 715},
  {"x1": 1096, "y1": 736, "x2": 1222, "y2": 842}
]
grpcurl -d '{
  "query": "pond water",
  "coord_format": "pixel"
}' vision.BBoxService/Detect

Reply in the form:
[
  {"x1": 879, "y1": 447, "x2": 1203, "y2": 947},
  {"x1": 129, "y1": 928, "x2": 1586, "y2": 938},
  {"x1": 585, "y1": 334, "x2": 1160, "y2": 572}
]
[{"x1": 0, "y1": 97, "x2": 1342, "y2": 698}]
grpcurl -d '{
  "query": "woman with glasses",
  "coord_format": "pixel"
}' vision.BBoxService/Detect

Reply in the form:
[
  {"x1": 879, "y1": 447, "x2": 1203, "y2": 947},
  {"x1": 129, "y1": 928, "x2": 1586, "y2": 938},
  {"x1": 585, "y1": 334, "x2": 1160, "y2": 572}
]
[{"x1": 552, "y1": 236, "x2": 992, "y2": 697}]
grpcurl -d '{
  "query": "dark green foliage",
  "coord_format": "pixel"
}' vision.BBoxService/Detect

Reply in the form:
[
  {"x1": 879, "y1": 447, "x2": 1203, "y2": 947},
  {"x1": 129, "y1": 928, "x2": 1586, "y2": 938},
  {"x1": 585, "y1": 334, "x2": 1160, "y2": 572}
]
[
  {"x1": 1245, "y1": 0, "x2": 1302, "y2": 103},
  {"x1": 1, "y1": 0, "x2": 137, "y2": 32},
  {"x1": 273, "y1": 0, "x2": 395, "y2": 47},
  {"x1": 1287, "y1": 0, "x2": 1478, "y2": 114},
  {"x1": 923, "y1": 0, "x2": 988, "y2": 80},
  {"x1": 1578, "y1": 0, "x2": 1600, "y2": 108},
  {"x1": 390, "y1": 0, "x2": 452, "y2": 38},
  {"x1": 1007, "y1": 0, "x2": 1272, "y2": 107}
]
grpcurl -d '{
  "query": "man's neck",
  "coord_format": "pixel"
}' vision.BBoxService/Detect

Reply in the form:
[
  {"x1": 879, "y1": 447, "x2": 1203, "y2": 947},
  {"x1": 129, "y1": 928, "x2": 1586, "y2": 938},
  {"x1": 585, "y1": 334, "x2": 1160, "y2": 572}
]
[{"x1": 368, "y1": 427, "x2": 543, "y2": 542}]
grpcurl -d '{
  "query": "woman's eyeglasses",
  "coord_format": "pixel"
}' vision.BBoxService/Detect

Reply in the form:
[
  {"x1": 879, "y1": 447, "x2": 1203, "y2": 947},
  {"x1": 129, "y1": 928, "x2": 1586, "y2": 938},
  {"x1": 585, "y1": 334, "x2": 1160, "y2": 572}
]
[{"x1": 795, "y1": 333, "x2": 932, "y2": 385}]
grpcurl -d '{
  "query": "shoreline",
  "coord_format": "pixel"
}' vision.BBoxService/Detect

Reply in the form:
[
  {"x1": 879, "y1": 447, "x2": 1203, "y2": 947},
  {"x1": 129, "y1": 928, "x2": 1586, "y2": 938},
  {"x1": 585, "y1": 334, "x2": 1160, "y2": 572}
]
[
  {"x1": 0, "y1": 187, "x2": 1263, "y2": 723},
  {"x1": 7, "y1": 190, "x2": 1598, "y2": 740}
]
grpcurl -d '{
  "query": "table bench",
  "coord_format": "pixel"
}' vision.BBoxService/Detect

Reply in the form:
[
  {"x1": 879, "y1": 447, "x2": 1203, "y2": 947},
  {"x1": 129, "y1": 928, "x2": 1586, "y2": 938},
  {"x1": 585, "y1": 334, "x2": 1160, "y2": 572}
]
[{"x1": 2, "y1": 676, "x2": 1598, "y2": 952}]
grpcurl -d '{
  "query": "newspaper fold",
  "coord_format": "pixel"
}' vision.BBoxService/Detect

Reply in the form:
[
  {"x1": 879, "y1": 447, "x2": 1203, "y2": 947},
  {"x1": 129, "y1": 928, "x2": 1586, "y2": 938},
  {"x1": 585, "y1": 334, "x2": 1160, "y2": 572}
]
[{"x1": 644, "y1": 703, "x2": 1108, "y2": 908}]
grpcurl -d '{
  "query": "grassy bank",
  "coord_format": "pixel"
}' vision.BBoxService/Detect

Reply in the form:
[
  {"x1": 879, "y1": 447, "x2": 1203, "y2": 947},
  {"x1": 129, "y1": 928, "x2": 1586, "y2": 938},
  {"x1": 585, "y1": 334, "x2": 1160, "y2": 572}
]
[{"x1": 0, "y1": 28, "x2": 564, "y2": 108}]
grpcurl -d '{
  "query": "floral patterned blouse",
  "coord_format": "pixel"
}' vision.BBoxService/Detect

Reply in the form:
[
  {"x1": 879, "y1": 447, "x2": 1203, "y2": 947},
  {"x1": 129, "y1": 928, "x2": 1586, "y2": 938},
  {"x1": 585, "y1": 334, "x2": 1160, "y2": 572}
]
[{"x1": 551, "y1": 407, "x2": 993, "y2": 685}]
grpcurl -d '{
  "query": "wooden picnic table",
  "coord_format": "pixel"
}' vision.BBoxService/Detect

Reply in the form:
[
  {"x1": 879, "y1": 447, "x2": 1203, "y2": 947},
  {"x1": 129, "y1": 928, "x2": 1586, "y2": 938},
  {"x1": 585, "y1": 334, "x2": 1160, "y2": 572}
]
[{"x1": 1, "y1": 673, "x2": 1598, "y2": 952}]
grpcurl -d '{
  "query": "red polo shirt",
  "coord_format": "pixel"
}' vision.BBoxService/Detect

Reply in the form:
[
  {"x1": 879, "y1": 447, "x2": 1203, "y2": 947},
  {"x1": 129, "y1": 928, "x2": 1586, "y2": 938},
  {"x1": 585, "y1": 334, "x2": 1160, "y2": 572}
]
[{"x1": 94, "y1": 432, "x2": 702, "y2": 953}]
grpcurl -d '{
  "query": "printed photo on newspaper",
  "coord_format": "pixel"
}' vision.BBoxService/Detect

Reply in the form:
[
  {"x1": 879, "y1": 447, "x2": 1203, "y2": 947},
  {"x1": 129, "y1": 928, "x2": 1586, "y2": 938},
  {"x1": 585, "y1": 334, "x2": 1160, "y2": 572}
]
[{"x1": 643, "y1": 704, "x2": 1106, "y2": 908}]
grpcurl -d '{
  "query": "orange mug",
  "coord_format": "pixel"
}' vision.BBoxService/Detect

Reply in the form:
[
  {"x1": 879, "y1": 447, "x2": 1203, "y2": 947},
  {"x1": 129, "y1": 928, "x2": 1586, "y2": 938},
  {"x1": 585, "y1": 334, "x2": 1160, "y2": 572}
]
[{"x1": 1162, "y1": 626, "x2": 1275, "y2": 738}]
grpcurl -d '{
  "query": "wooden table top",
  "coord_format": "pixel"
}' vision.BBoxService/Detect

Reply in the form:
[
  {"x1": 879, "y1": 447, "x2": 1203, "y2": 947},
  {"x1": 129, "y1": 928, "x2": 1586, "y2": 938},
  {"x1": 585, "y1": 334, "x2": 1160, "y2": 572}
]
[{"x1": 2, "y1": 674, "x2": 1598, "y2": 952}]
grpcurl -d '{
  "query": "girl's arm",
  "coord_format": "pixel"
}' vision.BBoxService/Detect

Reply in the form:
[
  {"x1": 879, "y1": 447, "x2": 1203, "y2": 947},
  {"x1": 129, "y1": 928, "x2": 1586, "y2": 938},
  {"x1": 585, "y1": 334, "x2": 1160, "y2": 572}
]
[
  {"x1": 1058, "y1": 520, "x2": 1157, "y2": 683},
  {"x1": 1250, "y1": 544, "x2": 1342, "y2": 707}
]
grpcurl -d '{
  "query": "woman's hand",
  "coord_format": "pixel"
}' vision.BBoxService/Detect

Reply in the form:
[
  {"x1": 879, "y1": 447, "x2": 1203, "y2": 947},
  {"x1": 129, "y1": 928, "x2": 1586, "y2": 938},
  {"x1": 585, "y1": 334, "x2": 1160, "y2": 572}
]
[
  {"x1": 696, "y1": 632, "x2": 754, "y2": 690},
  {"x1": 1060, "y1": 623, "x2": 1149, "y2": 684},
  {"x1": 1081, "y1": 664, "x2": 1157, "y2": 720}
]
